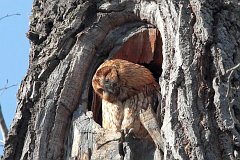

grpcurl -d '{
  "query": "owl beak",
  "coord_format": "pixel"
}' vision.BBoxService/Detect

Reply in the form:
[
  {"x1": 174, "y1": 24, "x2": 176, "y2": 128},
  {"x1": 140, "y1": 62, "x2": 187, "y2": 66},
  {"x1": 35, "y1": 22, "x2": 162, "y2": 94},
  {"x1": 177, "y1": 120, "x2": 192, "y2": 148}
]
[
  {"x1": 102, "y1": 83, "x2": 115, "y2": 94},
  {"x1": 107, "y1": 88, "x2": 114, "y2": 93}
]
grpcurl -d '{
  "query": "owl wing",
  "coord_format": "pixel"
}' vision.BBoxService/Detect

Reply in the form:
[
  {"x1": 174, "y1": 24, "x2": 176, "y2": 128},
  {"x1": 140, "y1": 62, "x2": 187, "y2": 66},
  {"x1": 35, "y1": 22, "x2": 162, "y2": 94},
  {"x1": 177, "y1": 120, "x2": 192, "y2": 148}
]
[{"x1": 137, "y1": 93, "x2": 164, "y2": 151}]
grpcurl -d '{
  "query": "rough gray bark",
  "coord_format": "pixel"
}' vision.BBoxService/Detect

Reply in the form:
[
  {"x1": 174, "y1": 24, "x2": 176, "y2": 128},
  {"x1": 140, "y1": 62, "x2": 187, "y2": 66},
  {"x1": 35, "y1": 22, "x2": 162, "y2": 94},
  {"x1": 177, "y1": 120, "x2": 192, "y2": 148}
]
[{"x1": 3, "y1": 0, "x2": 240, "y2": 160}]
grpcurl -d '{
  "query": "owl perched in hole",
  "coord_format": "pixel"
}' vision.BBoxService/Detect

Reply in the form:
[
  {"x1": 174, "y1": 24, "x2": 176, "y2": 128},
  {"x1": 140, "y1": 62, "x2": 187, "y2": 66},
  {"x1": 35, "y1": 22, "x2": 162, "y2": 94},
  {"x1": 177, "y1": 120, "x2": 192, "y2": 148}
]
[{"x1": 92, "y1": 59, "x2": 162, "y2": 148}]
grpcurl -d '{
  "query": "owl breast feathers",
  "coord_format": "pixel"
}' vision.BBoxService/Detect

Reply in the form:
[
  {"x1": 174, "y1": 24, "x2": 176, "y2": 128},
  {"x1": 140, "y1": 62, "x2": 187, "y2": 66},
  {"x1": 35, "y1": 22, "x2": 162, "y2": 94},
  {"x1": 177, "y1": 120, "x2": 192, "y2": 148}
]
[{"x1": 92, "y1": 59, "x2": 160, "y2": 103}]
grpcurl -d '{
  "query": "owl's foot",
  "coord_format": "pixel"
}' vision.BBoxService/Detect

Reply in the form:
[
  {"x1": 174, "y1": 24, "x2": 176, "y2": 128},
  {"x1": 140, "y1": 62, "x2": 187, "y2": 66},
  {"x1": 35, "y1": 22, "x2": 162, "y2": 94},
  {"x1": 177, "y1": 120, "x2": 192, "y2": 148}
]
[{"x1": 121, "y1": 128, "x2": 135, "y2": 139}]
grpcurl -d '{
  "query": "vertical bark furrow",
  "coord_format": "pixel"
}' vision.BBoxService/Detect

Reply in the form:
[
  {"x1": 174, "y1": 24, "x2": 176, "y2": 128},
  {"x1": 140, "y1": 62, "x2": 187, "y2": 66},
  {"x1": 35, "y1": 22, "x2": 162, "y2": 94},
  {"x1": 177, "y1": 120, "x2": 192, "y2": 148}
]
[{"x1": 3, "y1": 0, "x2": 240, "y2": 160}]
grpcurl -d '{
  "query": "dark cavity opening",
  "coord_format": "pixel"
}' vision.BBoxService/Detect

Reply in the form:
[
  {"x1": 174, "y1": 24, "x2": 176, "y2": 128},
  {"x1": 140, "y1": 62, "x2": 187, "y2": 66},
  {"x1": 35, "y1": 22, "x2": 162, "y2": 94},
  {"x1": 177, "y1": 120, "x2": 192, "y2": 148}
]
[{"x1": 89, "y1": 24, "x2": 163, "y2": 126}]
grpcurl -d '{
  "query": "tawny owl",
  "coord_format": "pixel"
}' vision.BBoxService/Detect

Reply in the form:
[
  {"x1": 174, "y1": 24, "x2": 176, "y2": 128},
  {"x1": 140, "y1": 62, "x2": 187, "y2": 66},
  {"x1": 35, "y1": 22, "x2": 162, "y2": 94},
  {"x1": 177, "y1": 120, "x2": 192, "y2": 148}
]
[{"x1": 92, "y1": 59, "x2": 163, "y2": 149}]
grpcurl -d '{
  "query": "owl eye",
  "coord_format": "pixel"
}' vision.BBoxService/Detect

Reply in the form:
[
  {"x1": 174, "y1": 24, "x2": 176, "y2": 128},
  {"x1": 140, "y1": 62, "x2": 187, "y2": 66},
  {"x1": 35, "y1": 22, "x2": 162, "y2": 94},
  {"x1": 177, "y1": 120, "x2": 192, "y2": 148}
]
[
  {"x1": 97, "y1": 88, "x2": 104, "y2": 94},
  {"x1": 112, "y1": 82, "x2": 117, "y2": 87}
]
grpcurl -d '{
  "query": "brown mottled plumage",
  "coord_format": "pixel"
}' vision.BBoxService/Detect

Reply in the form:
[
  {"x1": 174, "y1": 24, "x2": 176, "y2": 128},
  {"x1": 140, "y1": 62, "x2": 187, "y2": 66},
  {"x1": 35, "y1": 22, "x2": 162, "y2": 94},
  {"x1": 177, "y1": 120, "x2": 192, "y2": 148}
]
[
  {"x1": 92, "y1": 59, "x2": 159, "y2": 103},
  {"x1": 92, "y1": 59, "x2": 162, "y2": 148}
]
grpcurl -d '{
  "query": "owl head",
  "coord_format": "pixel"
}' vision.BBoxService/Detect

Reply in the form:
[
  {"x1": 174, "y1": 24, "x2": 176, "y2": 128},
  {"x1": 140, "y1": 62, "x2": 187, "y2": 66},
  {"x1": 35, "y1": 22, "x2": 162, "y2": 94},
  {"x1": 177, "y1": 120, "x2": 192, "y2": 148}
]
[{"x1": 92, "y1": 65, "x2": 120, "y2": 102}]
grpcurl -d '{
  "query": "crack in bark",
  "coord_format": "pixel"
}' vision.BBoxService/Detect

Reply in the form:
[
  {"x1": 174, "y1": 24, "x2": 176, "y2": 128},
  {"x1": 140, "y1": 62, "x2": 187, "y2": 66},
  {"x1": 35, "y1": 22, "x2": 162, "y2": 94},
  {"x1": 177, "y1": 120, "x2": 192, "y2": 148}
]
[{"x1": 45, "y1": 60, "x2": 72, "y2": 159}]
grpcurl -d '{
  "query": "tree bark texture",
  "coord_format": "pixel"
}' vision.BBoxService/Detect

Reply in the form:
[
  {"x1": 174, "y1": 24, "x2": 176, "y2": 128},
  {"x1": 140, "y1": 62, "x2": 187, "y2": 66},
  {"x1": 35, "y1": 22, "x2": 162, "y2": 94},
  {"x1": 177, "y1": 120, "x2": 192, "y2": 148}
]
[{"x1": 3, "y1": 0, "x2": 240, "y2": 160}]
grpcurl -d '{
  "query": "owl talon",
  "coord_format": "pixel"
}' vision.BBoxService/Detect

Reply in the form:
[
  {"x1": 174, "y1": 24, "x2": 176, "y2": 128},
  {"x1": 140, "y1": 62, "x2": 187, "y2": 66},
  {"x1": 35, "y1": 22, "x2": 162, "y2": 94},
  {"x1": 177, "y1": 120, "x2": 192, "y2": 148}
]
[
  {"x1": 128, "y1": 128, "x2": 134, "y2": 135},
  {"x1": 124, "y1": 128, "x2": 135, "y2": 138},
  {"x1": 121, "y1": 128, "x2": 128, "y2": 135}
]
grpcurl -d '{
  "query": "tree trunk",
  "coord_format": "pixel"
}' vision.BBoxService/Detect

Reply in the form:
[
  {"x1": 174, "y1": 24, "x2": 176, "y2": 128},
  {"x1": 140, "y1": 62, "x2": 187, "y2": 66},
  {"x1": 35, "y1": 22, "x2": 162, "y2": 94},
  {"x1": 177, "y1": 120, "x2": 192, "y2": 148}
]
[{"x1": 3, "y1": 0, "x2": 240, "y2": 159}]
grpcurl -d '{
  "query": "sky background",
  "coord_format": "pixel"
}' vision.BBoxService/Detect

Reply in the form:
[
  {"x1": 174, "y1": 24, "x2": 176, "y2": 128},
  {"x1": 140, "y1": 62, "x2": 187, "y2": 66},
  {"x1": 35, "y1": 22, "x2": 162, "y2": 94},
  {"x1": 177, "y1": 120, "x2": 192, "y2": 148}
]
[{"x1": 0, "y1": 0, "x2": 32, "y2": 154}]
